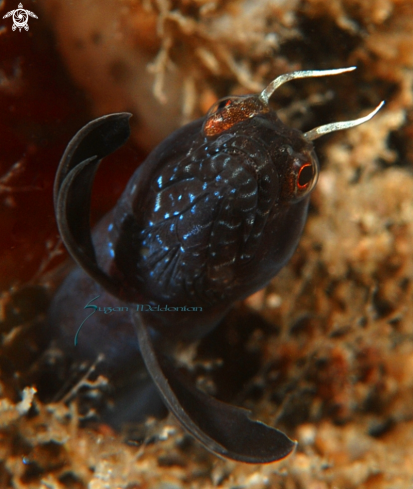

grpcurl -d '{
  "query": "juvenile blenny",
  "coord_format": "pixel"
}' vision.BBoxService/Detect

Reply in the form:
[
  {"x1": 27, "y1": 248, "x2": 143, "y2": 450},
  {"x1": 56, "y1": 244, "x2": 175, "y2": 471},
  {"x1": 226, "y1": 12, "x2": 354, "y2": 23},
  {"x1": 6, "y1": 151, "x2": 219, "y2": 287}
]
[{"x1": 50, "y1": 67, "x2": 383, "y2": 463}]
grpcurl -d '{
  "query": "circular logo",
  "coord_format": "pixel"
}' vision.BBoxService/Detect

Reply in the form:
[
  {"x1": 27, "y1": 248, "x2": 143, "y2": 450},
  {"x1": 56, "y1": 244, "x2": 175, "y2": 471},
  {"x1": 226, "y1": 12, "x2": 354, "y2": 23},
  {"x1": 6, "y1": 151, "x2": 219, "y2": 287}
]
[{"x1": 12, "y1": 8, "x2": 29, "y2": 31}]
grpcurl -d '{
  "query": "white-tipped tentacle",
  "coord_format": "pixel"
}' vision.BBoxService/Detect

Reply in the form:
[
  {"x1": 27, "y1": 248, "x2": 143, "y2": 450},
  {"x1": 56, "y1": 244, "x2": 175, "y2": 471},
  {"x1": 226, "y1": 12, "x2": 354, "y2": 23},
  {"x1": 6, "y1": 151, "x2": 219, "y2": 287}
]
[
  {"x1": 303, "y1": 101, "x2": 385, "y2": 141},
  {"x1": 259, "y1": 66, "x2": 357, "y2": 105}
]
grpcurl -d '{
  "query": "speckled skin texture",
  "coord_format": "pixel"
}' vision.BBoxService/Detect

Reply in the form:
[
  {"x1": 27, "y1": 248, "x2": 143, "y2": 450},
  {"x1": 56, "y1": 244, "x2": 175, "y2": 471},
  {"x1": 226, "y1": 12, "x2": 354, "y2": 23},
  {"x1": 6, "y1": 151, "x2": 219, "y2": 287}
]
[
  {"x1": 48, "y1": 101, "x2": 318, "y2": 459},
  {"x1": 50, "y1": 106, "x2": 318, "y2": 342},
  {"x1": 112, "y1": 116, "x2": 315, "y2": 311}
]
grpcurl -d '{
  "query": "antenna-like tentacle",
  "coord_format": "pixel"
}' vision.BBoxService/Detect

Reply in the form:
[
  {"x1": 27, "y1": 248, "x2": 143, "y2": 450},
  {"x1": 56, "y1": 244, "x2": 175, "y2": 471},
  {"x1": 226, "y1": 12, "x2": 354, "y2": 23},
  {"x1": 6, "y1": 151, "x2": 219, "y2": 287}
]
[
  {"x1": 303, "y1": 101, "x2": 385, "y2": 141},
  {"x1": 259, "y1": 66, "x2": 356, "y2": 105}
]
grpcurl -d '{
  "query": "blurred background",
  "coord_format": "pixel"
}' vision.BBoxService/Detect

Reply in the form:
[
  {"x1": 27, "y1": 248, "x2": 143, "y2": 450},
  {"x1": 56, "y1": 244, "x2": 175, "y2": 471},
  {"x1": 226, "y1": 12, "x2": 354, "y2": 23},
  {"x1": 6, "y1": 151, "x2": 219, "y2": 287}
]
[{"x1": 1, "y1": 0, "x2": 413, "y2": 487}]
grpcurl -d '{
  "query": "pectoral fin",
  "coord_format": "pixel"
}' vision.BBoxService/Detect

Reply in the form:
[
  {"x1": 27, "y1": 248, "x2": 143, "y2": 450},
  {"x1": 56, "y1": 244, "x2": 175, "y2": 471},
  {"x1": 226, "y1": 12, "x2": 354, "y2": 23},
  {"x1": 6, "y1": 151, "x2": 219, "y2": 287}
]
[
  {"x1": 54, "y1": 113, "x2": 135, "y2": 301},
  {"x1": 133, "y1": 311, "x2": 296, "y2": 463}
]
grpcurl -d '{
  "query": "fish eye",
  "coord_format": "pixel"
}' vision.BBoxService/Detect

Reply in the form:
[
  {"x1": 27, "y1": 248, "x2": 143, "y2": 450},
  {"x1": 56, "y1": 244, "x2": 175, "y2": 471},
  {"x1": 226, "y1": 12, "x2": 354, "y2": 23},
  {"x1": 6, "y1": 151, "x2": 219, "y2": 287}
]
[
  {"x1": 284, "y1": 154, "x2": 319, "y2": 202},
  {"x1": 217, "y1": 98, "x2": 232, "y2": 110},
  {"x1": 206, "y1": 96, "x2": 244, "y2": 118},
  {"x1": 203, "y1": 95, "x2": 267, "y2": 137},
  {"x1": 293, "y1": 157, "x2": 319, "y2": 199},
  {"x1": 297, "y1": 162, "x2": 314, "y2": 189}
]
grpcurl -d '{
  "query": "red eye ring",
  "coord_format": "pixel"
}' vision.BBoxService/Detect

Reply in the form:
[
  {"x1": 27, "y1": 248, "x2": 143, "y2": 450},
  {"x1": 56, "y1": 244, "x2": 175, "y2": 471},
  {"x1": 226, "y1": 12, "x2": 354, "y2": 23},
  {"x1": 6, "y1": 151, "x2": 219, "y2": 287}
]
[
  {"x1": 217, "y1": 98, "x2": 233, "y2": 110},
  {"x1": 297, "y1": 162, "x2": 313, "y2": 190}
]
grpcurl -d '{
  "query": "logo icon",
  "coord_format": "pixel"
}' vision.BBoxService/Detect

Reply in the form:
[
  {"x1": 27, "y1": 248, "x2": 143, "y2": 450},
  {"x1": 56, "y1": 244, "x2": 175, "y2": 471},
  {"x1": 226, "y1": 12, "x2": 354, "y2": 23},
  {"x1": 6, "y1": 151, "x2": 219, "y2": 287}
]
[{"x1": 3, "y1": 3, "x2": 38, "y2": 32}]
